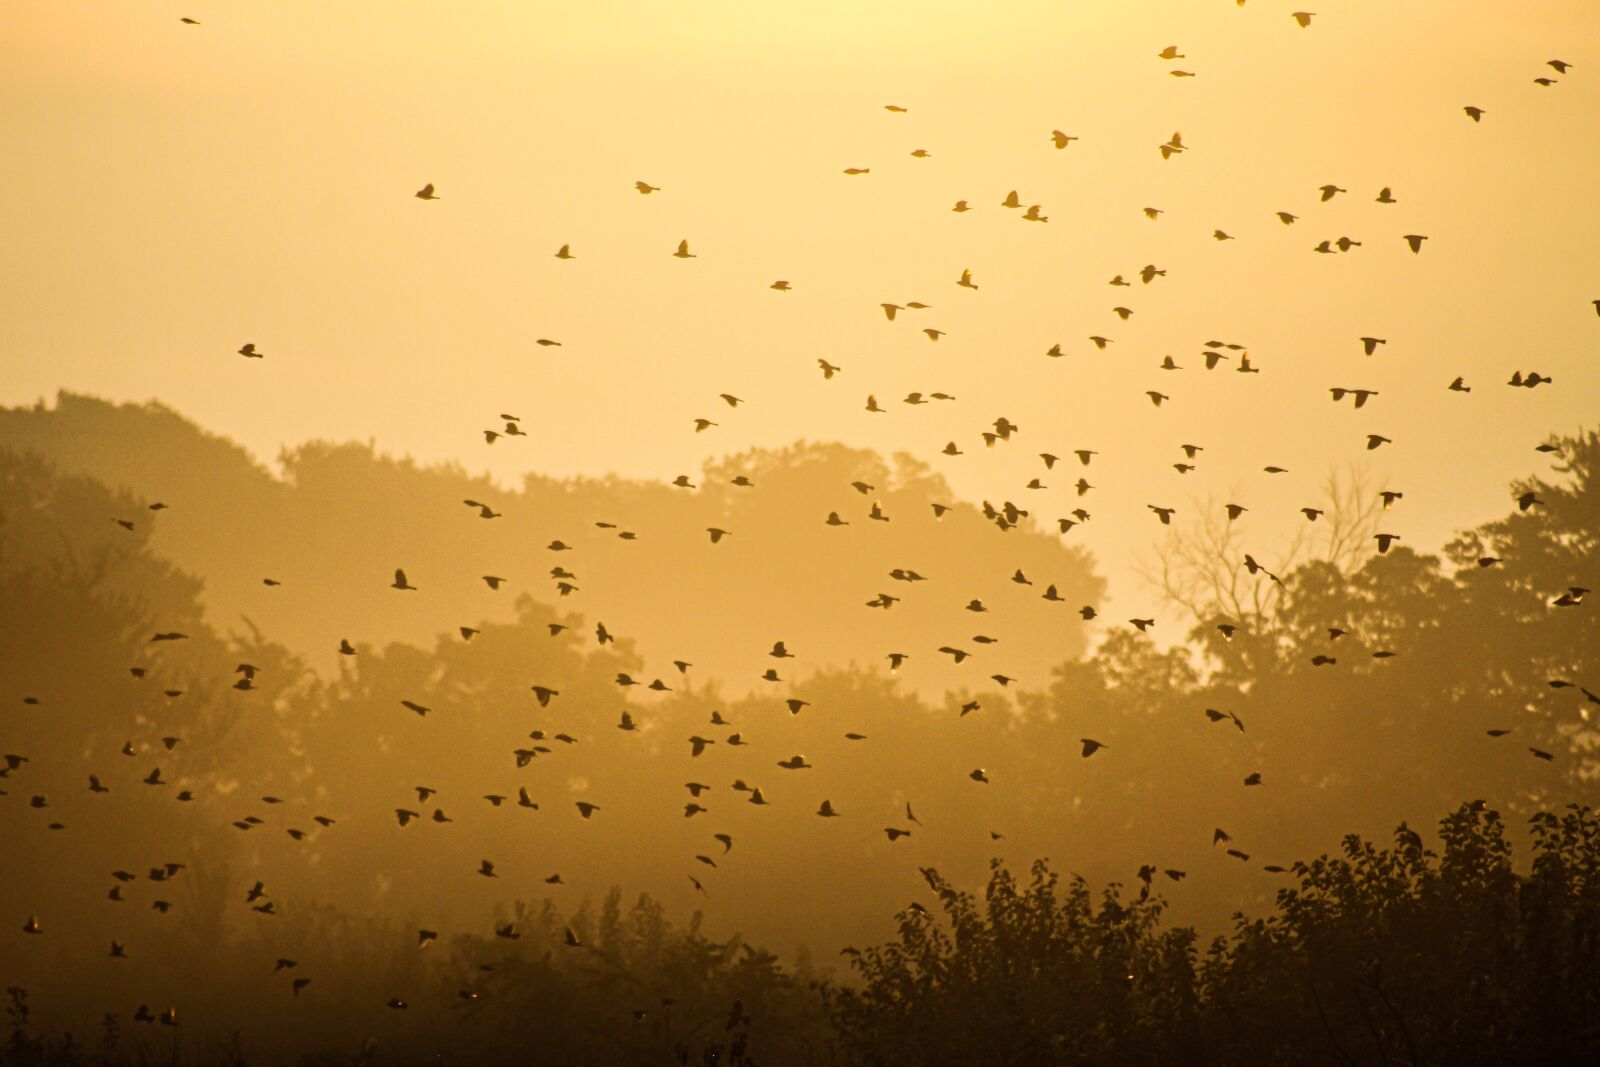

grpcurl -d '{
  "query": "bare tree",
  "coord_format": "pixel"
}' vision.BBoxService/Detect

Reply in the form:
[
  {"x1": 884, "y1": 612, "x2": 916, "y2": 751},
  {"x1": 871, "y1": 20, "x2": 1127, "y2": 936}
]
[{"x1": 1138, "y1": 465, "x2": 1387, "y2": 628}]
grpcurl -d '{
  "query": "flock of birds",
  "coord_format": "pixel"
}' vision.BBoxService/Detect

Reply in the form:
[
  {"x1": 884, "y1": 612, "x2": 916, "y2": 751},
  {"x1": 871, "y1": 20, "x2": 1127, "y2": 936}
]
[{"x1": 5, "y1": 9, "x2": 1598, "y2": 1036}]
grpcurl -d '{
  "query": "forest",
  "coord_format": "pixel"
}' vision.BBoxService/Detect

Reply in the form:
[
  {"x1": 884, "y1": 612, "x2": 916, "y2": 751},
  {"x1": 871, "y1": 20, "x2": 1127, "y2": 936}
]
[{"x1": 2, "y1": 396, "x2": 1596, "y2": 1064}]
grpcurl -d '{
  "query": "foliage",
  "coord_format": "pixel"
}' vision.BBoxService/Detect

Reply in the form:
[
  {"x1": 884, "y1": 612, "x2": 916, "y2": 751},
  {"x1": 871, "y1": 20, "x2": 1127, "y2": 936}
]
[{"x1": 833, "y1": 803, "x2": 1600, "y2": 1066}]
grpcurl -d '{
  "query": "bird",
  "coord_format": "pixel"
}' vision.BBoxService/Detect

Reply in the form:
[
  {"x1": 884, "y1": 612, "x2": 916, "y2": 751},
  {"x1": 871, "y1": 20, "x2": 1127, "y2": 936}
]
[
  {"x1": 1292, "y1": 12, "x2": 1314, "y2": 28},
  {"x1": 1403, "y1": 234, "x2": 1428, "y2": 253},
  {"x1": 1206, "y1": 708, "x2": 1245, "y2": 732},
  {"x1": 237, "y1": 343, "x2": 263, "y2": 358},
  {"x1": 1331, "y1": 388, "x2": 1379, "y2": 408},
  {"x1": 1051, "y1": 131, "x2": 1078, "y2": 149},
  {"x1": 555, "y1": 244, "x2": 574, "y2": 259},
  {"x1": 391, "y1": 569, "x2": 416, "y2": 591},
  {"x1": 635, "y1": 180, "x2": 659, "y2": 194},
  {"x1": 1376, "y1": 187, "x2": 1397, "y2": 203},
  {"x1": 1080, "y1": 739, "x2": 1106, "y2": 758},
  {"x1": 1464, "y1": 106, "x2": 1485, "y2": 122},
  {"x1": 673, "y1": 240, "x2": 696, "y2": 258},
  {"x1": 957, "y1": 269, "x2": 978, "y2": 289},
  {"x1": 414, "y1": 183, "x2": 438, "y2": 200}
]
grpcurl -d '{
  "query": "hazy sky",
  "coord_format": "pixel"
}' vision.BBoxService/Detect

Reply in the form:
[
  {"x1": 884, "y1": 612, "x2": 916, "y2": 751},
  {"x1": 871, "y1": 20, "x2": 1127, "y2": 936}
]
[{"x1": 4, "y1": 0, "x2": 1598, "y2": 622}]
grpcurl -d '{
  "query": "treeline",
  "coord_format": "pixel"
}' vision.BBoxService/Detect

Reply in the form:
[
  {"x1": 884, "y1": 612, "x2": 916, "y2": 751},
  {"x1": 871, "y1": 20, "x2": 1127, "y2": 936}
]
[
  {"x1": 0, "y1": 392, "x2": 1102, "y2": 692},
  {"x1": 5, "y1": 802, "x2": 1599, "y2": 1065},
  {"x1": 1, "y1": 410, "x2": 1597, "y2": 1062}
]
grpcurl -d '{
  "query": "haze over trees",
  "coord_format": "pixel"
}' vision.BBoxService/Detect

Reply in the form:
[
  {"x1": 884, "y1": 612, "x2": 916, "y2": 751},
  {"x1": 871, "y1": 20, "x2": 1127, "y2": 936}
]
[
  {"x1": 0, "y1": 394, "x2": 1100, "y2": 691},
  {"x1": 2, "y1": 404, "x2": 1596, "y2": 1061}
]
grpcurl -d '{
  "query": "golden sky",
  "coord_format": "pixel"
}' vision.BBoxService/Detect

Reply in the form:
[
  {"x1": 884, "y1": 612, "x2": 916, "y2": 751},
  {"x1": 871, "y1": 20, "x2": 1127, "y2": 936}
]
[{"x1": 3, "y1": 0, "x2": 1598, "y2": 622}]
